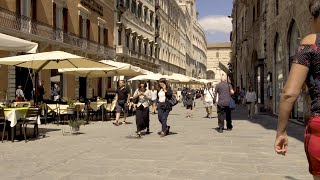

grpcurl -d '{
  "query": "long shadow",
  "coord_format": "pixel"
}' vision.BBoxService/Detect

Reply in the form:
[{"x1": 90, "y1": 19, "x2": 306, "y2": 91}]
[{"x1": 231, "y1": 105, "x2": 304, "y2": 142}]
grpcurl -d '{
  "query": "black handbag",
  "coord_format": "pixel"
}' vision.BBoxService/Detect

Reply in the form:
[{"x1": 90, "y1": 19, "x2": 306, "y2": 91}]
[{"x1": 168, "y1": 95, "x2": 178, "y2": 107}]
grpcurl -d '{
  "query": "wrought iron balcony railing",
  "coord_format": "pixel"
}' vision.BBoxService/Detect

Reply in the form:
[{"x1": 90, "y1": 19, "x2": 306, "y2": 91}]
[{"x1": 0, "y1": 6, "x2": 114, "y2": 58}]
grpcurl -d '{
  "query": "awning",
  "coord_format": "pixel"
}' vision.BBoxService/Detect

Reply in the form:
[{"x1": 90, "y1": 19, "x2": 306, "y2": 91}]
[{"x1": 0, "y1": 33, "x2": 38, "y2": 53}]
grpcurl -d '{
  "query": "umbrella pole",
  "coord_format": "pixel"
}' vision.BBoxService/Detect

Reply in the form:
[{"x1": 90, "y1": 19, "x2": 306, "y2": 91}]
[{"x1": 34, "y1": 72, "x2": 39, "y2": 105}]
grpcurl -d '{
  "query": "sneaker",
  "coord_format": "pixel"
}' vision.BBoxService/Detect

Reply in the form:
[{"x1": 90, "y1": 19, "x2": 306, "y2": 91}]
[
  {"x1": 146, "y1": 128, "x2": 150, "y2": 134},
  {"x1": 122, "y1": 121, "x2": 126, "y2": 125},
  {"x1": 219, "y1": 128, "x2": 223, "y2": 133},
  {"x1": 113, "y1": 121, "x2": 119, "y2": 126},
  {"x1": 160, "y1": 132, "x2": 166, "y2": 137},
  {"x1": 226, "y1": 128, "x2": 232, "y2": 131}
]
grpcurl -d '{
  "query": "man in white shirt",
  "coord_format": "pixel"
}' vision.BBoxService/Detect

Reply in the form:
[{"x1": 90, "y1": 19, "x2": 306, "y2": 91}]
[{"x1": 203, "y1": 83, "x2": 215, "y2": 118}]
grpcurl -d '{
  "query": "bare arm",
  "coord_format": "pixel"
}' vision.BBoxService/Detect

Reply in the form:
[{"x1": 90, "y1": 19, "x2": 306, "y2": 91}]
[{"x1": 276, "y1": 64, "x2": 308, "y2": 135}]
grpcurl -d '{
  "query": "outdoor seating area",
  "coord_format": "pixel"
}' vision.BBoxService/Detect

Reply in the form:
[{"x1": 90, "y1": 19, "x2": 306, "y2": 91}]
[{"x1": 0, "y1": 38, "x2": 207, "y2": 142}]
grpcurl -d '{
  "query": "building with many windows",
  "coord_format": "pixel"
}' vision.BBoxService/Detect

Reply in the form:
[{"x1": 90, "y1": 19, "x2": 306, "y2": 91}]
[
  {"x1": 115, "y1": 0, "x2": 159, "y2": 72},
  {"x1": 0, "y1": 0, "x2": 115, "y2": 100},
  {"x1": 230, "y1": 0, "x2": 313, "y2": 122}
]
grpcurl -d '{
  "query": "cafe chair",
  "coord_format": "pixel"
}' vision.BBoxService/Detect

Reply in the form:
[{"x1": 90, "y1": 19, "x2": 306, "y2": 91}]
[
  {"x1": 20, "y1": 107, "x2": 40, "y2": 143},
  {"x1": 0, "y1": 108, "x2": 8, "y2": 142}
]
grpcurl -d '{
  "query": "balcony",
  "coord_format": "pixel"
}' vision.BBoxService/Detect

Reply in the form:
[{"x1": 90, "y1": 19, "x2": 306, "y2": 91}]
[{"x1": 0, "y1": 6, "x2": 115, "y2": 59}]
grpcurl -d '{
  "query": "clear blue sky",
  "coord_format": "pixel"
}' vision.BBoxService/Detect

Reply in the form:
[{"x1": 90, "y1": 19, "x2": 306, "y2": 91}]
[{"x1": 196, "y1": 0, "x2": 233, "y2": 43}]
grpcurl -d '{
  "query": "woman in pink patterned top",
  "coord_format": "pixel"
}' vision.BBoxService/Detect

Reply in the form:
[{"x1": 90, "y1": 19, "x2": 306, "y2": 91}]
[{"x1": 275, "y1": 1, "x2": 320, "y2": 179}]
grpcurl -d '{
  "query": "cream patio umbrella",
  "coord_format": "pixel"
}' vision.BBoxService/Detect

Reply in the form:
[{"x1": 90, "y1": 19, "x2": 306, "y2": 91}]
[
  {"x1": 0, "y1": 33, "x2": 38, "y2": 53},
  {"x1": 0, "y1": 51, "x2": 114, "y2": 72},
  {"x1": 128, "y1": 73, "x2": 163, "y2": 81},
  {"x1": 0, "y1": 51, "x2": 114, "y2": 103},
  {"x1": 99, "y1": 60, "x2": 149, "y2": 77}
]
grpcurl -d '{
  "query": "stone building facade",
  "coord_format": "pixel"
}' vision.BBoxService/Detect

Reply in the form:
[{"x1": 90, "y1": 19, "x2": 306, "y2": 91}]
[
  {"x1": 230, "y1": 0, "x2": 313, "y2": 122},
  {"x1": 156, "y1": 0, "x2": 207, "y2": 78},
  {"x1": 206, "y1": 42, "x2": 231, "y2": 84},
  {"x1": 0, "y1": 0, "x2": 115, "y2": 100}
]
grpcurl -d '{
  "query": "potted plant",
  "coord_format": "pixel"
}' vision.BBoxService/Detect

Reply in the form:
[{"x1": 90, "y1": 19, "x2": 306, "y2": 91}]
[
  {"x1": 67, "y1": 100, "x2": 76, "y2": 114},
  {"x1": 68, "y1": 119, "x2": 85, "y2": 134}
]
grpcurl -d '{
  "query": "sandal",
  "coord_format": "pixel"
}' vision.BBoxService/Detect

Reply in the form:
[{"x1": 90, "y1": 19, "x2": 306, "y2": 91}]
[{"x1": 113, "y1": 121, "x2": 119, "y2": 126}]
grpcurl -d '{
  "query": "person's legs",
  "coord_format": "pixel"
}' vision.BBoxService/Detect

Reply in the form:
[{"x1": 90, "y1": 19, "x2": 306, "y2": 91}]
[
  {"x1": 135, "y1": 108, "x2": 142, "y2": 133},
  {"x1": 247, "y1": 104, "x2": 251, "y2": 117},
  {"x1": 158, "y1": 108, "x2": 164, "y2": 131},
  {"x1": 114, "y1": 103, "x2": 121, "y2": 125},
  {"x1": 217, "y1": 105, "x2": 225, "y2": 132},
  {"x1": 250, "y1": 103, "x2": 255, "y2": 119},
  {"x1": 122, "y1": 104, "x2": 128, "y2": 124},
  {"x1": 209, "y1": 105, "x2": 213, "y2": 118},
  {"x1": 205, "y1": 106, "x2": 209, "y2": 117},
  {"x1": 225, "y1": 106, "x2": 232, "y2": 130}
]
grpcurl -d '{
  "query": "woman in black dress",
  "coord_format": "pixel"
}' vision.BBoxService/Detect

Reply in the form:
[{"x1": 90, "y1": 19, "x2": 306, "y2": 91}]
[{"x1": 132, "y1": 81, "x2": 151, "y2": 137}]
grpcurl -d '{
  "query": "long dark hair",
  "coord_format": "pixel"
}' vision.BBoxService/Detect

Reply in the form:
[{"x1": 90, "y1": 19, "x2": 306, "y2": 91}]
[
  {"x1": 158, "y1": 78, "x2": 168, "y2": 90},
  {"x1": 138, "y1": 80, "x2": 147, "y2": 92},
  {"x1": 249, "y1": 85, "x2": 254, "y2": 92}
]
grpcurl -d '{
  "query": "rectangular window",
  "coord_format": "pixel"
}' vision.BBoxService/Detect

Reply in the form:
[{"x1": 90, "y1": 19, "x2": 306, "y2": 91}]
[
  {"x1": 253, "y1": 7, "x2": 255, "y2": 23},
  {"x1": 53, "y1": 3, "x2": 56, "y2": 29},
  {"x1": 132, "y1": 37, "x2": 136, "y2": 51},
  {"x1": 16, "y1": 0, "x2": 21, "y2": 14},
  {"x1": 107, "y1": 77, "x2": 112, "y2": 88},
  {"x1": 79, "y1": 15, "x2": 83, "y2": 37},
  {"x1": 257, "y1": 0, "x2": 260, "y2": 17},
  {"x1": 144, "y1": 43, "x2": 147, "y2": 54},
  {"x1": 63, "y1": 8, "x2": 68, "y2": 32},
  {"x1": 126, "y1": 0, "x2": 130, "y2": 8},
  {"x1": 138, "y1": 40, "x2": 141, "y2": 52},
  {"x1": 31, "y1": 0, "x2": 36, "y2": 19},
  {"x1": 138, "y1": 4, "x2": 142, "y2": 18},
  {"x1": 144, "y1": 9, "x2": 148, "y2": 22},
  {"x1": 126, "y1": 34, "x2": 130, "y2": 48},
  {"x1": 104, "y1": 28, "x2": 108, "y2": 46},
  {"x1": 118, "y1": 30, "x2": 122, "y2": 45},
  {"x1": 98, "y1": 26, "x2": 101, "y2": 43},
  {"x1": 150, "y1": 46, "x2": 153, "y2": 56},
  {"x1": 86, "y1": 19, "x2": 90, "y2": 40},
  {"x1": 276, "y1": 0, "x2": 279, "y2": 16},
  {"x1": 150, "y1": 12, "x2": 153, "y2": 27}
]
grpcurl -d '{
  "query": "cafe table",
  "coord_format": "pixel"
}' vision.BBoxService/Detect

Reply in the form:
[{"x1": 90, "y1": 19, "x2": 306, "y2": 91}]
[
  {"x1": 4, "y1": 107, "x2": 41, "y2": 142},
  {"x1": 89, "y1": 101, "x2": 108, "y2": 121}
]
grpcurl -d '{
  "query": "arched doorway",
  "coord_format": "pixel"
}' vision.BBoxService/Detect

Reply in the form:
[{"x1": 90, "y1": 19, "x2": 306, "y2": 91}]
[
  {"x1": 288, "y1": 20, "x2": 303, "y2": 121},
  {"x1": 274, "y1": 34, "x2": 283, "y2": 114},
  {"x1": 206, "y1": 70, "x2": 215, "y2": 80}
]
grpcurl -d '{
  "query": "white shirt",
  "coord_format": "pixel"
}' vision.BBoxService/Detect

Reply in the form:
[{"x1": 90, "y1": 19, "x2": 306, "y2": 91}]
[
  {"x1": 158, "y1": 90, "x2": 166, "y2": 103},
  {"x1": 150, "y1": 90, "x2": 158, "y2": 100},
  {"x1": 245, "y1": 91, "x2": 256, "y2": 103},
  {"x1": 203, "y1": 88, "x2": 214, "y2": 102}
]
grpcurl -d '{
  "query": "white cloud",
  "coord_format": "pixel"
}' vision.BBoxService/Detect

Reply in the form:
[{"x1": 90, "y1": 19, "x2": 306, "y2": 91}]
[{"x1": 199, "y1": 15, "x2": 232, "y2": 34}]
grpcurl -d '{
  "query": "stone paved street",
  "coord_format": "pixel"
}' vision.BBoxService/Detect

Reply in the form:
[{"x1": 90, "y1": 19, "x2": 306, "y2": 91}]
[{"x1": 0, "y1": 100, "x2": 311, "y2": 180}]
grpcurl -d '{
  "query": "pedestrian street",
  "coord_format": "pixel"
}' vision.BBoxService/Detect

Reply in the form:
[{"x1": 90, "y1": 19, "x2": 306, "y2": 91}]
[{"x1": 0, "y1": 100, "x2": 310, "y2": 180}]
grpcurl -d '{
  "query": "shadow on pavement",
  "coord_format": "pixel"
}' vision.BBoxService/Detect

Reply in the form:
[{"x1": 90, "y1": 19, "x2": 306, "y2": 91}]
[{"x1": 231, "y1": 105, "x2": 304, "y2": 142}]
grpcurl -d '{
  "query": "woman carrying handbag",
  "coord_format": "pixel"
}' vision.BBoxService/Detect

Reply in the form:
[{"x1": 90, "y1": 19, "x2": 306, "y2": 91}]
[{"x1": 132, "y1": 81, "x2": 151, "y2": 138}]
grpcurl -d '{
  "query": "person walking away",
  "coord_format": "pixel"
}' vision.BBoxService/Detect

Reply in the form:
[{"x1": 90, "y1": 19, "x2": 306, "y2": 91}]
[
  {"x1": 275, "y1": 2, "x2": 320, "y2": 178},
  {"x1": 113, "y1": 80, "x2": 130, "y2": 126},
  {"x1": 214, "y1": 76, "x2": 234, "y2": 133},
  {"x1": 181, "y1": 87, "x2": 187, "y2": 107},
  {"x1": 150, "y1": 85, "x2": 158, "y2": 114},
  {"x1": 185, "y1": 88, "x2": 195, "y2": 118},
  {"x1": 203, "y1": 83, "x2": 214, "y2": 118},
  {"x1": 52, "y1": 83, "x2": 60, "y2": 101},
  {"x1": 132, "y1": 81, "x2": 151, "y2": 137},
  {"x1": 245, "y1": 86, "x2": 256, "y2": 120},
  {"x1": 15, "y1": 85, "x2": 25, "y2": 102},
  {"x1": 157, "y1": 78, "x2": 173, "y2": 137}
]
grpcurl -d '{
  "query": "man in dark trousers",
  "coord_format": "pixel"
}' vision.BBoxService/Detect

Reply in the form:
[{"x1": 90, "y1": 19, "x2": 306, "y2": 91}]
[
  {"x1": 214, "y1": 76, "x2": 234, "y2": 133},
  {"x1": 113, "y1": 80, "x2": 130, "y2": 126}
]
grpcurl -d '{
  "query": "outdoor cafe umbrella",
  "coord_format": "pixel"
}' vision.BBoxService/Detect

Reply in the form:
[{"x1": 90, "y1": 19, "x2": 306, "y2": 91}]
[
  {"x1": 0, "y1": 51, "x2": 114, "y2": 103},
  {"x1": 99, "y1": 60, "x2": 149, "y2": 77},
  {"x1": 128, "y1": 73, "x2": 163, "y2": 81},
  {"x1": 58, "y1": 67, "x2": 118, "y2": 78},
  {"x1": 0, "y1": 32, "x2": 38, "y2": 53}
]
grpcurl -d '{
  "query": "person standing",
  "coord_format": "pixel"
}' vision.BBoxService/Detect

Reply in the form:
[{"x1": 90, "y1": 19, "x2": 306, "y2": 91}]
[
  {"x1": 203, "y1": 83, "x2": 214, "y2": 118},
  {"x1": 37, "y1": 80, "x2": 45, "y2": 103},
  {"x1": 15, "y1": 85, "x2": 25, "y2": 102},
  {"x1": 245, "y1": 86, "x2": 256, "y2": 120},
  {"x1": 132, "y1": 81, "x2": 151, "y2": 137},
  {"x1": 113, "y1": 80, "x2": 130, "y2": 126},
  {"x1": 275, "y1": 2, "x2": 320, "y2": 178},
  {"x1": 52, "y1": 83, "x2": 60, "y2": 101},
  {"x1": 150, "y1": 85, "x2": 158, "y2": 114},
  {"x1": 240, "y1": 88, "x2": 246, "y2": 105},
  {"x1": 157, "y1": 78, "x2": 173, "y2": 137},
  {"x1": 214, "y1": 76, "x2": 234, "y2": 133},
  {"x1": 185, "y1": 88, "x2": 195, "y2": 118}
]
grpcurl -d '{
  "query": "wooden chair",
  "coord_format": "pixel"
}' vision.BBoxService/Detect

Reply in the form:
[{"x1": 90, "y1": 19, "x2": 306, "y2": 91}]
[
  {"x1": 20, "y1": 107, "x2": 39, "y2": 143},
  {"x1": 0, "y1": 108, "x2": 8, "y2": 142}
]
